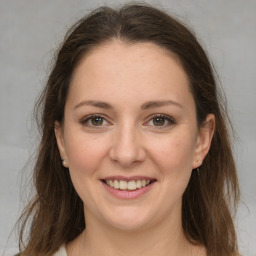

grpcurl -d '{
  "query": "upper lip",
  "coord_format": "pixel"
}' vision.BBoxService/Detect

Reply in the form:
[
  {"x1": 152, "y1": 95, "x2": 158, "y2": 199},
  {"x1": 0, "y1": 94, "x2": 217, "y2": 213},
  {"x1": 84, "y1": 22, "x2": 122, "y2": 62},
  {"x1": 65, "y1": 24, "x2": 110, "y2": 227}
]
[{"x1": 101, "y1": 176, "x2": 156, "y2": 181}]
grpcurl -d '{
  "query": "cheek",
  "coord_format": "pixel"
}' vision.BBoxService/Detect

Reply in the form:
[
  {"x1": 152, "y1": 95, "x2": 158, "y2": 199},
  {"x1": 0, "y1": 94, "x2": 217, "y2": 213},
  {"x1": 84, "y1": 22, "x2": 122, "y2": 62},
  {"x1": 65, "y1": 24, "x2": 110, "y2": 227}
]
[
  {"x1": 148, "y1": 131, "x2": 196, "y2": 174},
  {"x1": 65, "y1": 132, "x2": 110, "y2": 176},
  {"x1": 64, "y1": 133, "x2": 111, "y2": 204}
]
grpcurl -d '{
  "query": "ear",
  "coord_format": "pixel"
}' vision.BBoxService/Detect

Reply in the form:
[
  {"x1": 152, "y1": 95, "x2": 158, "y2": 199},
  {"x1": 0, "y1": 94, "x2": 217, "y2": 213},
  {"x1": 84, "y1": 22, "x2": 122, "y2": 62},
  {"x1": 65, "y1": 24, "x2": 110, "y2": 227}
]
[
  {"x1": 54, "y1": 121, "x2": 69, "y2": 168},
  {"x1": 192, "y1": 114, "x2": 215, "y2": 169}
]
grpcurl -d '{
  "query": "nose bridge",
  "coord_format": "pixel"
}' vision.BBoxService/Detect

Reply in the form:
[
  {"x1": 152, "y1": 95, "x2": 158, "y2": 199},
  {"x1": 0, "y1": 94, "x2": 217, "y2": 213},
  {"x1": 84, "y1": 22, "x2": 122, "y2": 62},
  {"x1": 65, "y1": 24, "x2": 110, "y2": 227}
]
[{"x1": 109, "y1": 119, "x2": 145, "y2": 167}]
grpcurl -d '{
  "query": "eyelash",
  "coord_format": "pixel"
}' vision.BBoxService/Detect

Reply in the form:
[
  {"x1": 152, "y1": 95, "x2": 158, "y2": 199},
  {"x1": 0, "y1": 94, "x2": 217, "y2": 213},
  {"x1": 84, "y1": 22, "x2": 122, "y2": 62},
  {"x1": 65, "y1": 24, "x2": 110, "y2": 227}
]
[
  {"x1": 146, "y1": 114, "x2": 176, "y2": 128},
  {"x1": 81, "y1": 114, "x2": 109, "y2": 128},
  {"x1": 80, "y1": 114, "x2": 176, "y2": 129}
]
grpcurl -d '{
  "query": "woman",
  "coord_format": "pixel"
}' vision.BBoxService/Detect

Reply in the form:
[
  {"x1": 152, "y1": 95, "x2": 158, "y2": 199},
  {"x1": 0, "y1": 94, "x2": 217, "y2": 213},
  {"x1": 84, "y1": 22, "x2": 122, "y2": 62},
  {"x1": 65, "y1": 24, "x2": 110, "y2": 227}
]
[{"x1": 17, "y1": 3, "x2": 240, "y2": 256}]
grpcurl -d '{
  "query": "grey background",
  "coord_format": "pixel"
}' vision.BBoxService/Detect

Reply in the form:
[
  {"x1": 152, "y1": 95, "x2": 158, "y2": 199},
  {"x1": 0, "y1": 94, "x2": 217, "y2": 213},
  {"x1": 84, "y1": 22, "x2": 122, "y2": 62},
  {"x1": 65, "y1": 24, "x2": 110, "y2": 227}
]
[{"x1": 0, "y1": 0, "x2": 255, "y2": 255}]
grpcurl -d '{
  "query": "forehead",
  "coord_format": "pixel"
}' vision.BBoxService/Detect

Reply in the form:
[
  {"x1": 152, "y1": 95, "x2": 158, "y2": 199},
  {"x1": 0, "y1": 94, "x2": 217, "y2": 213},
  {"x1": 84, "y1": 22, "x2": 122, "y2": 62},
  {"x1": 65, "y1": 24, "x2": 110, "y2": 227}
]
[
  {"x1": 73, "y1": 40, "x2": 185, "y2": 79},
  {"x1": 68, "y1": 40, "x2": 193, "y2": 109}
]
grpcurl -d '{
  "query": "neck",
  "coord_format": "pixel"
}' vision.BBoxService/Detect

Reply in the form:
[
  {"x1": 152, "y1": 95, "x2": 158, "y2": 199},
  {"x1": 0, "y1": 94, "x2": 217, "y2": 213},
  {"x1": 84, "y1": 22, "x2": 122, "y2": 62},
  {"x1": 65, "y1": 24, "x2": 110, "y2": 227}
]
[{"x1": 66, "y1": 207, "x2": 203, "y2": 256}]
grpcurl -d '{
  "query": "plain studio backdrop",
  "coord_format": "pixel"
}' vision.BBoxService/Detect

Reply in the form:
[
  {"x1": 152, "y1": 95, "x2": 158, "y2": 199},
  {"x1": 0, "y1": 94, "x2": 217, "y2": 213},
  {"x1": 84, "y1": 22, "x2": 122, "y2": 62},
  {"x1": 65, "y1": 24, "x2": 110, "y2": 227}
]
[{"x1": 0, "y1": 0, "x2": 255, "y2": 255}]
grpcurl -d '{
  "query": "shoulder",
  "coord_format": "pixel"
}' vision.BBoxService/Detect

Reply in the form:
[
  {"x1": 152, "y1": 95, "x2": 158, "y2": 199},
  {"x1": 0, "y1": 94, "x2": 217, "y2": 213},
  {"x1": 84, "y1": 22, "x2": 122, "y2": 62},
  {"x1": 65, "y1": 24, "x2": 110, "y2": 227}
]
[
  {"x1": 14, "y1": 245, "x2": 67, "y2": 256},
  {"x1": 53, "y1": 244, "x2": 67, "y2": 256}
]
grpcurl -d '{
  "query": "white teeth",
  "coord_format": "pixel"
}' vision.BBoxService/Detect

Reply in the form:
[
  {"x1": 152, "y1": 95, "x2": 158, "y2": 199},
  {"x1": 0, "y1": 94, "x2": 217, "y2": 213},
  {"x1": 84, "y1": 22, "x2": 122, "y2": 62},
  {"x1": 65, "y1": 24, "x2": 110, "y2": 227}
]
[
  {"x1": 127, "y1": 181, "x2": 137, "y2": 190},
  {"x1": 119, "y1": 180, "x2": 128, "y2": 190},
  {"x1": 113, "y1": 180, "x2": 119, "y2": 189},
  {"x1": 109, "y1": 180, "x2": 114, "y2": 188},
  {"x1": 136, "y1": 180, "x2": 142, "y2": 188},
  {"x1": 105, "y1": 179, "x2": 151, "y2": 190}
]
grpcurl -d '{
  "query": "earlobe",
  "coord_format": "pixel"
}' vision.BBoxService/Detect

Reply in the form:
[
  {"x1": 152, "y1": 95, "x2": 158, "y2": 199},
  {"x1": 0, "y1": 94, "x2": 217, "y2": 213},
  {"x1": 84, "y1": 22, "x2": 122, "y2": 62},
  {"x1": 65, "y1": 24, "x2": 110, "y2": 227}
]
[
  {"x1": 193, "y1": 114, "x2": 215, "y2": 168},
  {"x1": 54, "y1": 121, "x2": 68, "y2": 167}
]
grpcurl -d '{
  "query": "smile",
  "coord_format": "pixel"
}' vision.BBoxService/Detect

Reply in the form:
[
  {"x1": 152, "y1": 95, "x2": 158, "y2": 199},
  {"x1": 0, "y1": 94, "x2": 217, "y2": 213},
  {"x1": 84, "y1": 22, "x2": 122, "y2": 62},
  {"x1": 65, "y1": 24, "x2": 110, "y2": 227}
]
[
  {"x1": 101, "y1": 177, "x2": 156, "y2": 199},
  {"x1": 104, "y1": 179, "x2": 151, "y2": 190}
]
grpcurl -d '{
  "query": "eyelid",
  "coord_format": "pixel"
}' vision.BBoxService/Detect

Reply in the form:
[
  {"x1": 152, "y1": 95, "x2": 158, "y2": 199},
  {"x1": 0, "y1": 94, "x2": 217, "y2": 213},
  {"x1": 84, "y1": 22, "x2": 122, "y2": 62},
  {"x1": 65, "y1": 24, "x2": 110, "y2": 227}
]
[
  {"x1": 80, "y1": 113, "x2": 176, "y2": 129},
  {"x1": 144, "y1": 114, "x2": 176, "y2": 128},
  {"x1": 80, "y1": 114, "x2": 111, "y2": 128}
]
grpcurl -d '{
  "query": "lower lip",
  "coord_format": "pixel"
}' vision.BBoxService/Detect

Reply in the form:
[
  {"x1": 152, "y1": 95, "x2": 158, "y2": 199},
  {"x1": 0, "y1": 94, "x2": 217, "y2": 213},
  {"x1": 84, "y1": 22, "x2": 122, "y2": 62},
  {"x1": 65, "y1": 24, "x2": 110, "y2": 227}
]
[{"x1": 102, "y1": 181, "x2": 155, "y2": 199}]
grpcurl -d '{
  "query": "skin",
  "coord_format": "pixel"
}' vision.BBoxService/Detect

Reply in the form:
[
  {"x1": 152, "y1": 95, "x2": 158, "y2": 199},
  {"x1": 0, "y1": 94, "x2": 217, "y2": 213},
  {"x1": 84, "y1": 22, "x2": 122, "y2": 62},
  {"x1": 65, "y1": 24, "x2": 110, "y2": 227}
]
[{"x1": 55, "y1": 40, "x2": 214, "y2": 256}]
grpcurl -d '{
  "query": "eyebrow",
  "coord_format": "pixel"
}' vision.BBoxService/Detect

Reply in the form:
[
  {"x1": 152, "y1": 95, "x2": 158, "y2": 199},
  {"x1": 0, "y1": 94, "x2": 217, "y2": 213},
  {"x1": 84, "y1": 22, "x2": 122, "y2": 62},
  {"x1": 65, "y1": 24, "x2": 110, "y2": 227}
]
[
  {"x1": 74, "y1": 100, "x2": 112, "y2": 110},
  {"x1": 74, "y1": 100, "x2": 182, "y2": 110},
  {"x1": 141, "y1": 100, "x2": 183, "y2": 110}
]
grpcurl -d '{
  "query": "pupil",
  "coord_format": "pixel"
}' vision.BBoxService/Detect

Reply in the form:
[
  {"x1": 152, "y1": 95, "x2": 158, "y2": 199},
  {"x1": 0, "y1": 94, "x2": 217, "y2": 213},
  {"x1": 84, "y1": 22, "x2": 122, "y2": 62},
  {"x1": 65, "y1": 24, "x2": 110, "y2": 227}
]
[
  {"x1": 153, "y1": 117, "x2": 165, "y2": 126},
  {"x1": 92, "y1": 117, "x2": 103, "y2": 126}
]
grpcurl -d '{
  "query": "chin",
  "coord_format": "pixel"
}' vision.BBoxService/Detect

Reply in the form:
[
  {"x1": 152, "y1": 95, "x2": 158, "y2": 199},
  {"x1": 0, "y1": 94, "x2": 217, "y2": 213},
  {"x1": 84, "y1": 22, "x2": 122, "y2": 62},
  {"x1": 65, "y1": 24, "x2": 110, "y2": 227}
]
[
  {"x1": 108, "y1": 219, "x2": 150, "y2": 232},
  {"x1": 101, "y1": 206, "x2": 154, "y2": 232}
]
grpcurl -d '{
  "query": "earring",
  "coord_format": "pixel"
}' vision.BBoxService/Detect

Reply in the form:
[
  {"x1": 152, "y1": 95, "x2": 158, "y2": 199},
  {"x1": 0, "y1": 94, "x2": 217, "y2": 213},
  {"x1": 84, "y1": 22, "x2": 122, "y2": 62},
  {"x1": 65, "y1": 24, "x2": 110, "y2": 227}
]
[
  {"x1": 61, "y1": 157, "x2": 68, "y2": 168},
  {"x1": 196, "y1": 160, "x2": 201, "y2": 176}
]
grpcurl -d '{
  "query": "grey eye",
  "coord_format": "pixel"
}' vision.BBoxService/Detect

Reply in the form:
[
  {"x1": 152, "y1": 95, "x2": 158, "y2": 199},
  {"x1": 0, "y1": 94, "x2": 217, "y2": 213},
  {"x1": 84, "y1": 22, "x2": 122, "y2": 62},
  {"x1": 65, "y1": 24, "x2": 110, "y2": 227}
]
[
  {"x1": 91, "y1": 117, "x2": 104, "y2": 126},
  {"x1": 81, "y1": 115, "x2": 108, "y2": 127},
  {"x1": 146, "y1": 114, "x2": 175, "y2": 128},
  {"x1": 152, "y1": 117, "x2": 166, "y2": 126}
]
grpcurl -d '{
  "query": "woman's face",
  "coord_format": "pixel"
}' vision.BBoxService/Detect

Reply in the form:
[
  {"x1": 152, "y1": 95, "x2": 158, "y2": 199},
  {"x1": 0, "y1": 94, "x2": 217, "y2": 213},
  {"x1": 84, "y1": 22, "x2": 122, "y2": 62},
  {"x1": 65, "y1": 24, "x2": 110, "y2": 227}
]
[{"x1": 55, "y1": 40, "x2": 214, "y2": 231}]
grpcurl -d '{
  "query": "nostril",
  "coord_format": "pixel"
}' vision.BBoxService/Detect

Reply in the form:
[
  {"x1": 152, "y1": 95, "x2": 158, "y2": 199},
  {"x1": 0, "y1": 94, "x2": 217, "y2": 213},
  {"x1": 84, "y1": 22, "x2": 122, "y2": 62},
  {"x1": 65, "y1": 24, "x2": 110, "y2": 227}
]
[{"x1": 109, "y1": 148, "x2": 146, "y2": 167}]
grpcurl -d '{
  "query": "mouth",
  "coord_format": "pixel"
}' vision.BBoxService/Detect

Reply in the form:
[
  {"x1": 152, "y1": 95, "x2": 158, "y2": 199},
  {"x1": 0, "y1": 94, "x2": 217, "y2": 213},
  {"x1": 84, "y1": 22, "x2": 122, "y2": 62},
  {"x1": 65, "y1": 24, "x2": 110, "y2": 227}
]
[
  {"x1": 100, "y1": 176, "x2": 157, "y2": 199},
  {"x1": 100, "y1": 177, "x2": 157, "y2": 199},
  {"x1": 102, "y1": 179, "x2": 156, "y2": 191}
]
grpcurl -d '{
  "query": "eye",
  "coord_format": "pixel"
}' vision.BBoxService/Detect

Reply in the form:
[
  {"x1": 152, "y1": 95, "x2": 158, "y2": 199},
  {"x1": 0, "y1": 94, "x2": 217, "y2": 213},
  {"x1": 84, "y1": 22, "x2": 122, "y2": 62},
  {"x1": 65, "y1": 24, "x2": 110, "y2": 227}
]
[
  {"x1": 145, "y1": 114, "x2": 175, "y2": 128},
  {"x1": 81, "y1": 114, "x2": 110, "y2": 127}
]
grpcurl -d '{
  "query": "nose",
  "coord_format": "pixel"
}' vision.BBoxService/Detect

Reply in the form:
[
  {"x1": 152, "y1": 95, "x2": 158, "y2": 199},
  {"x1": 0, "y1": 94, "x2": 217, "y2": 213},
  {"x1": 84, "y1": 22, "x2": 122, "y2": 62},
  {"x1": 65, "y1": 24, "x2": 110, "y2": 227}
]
[{"x1": 109, "y1": 122, "x2": 146, "y2": 168}]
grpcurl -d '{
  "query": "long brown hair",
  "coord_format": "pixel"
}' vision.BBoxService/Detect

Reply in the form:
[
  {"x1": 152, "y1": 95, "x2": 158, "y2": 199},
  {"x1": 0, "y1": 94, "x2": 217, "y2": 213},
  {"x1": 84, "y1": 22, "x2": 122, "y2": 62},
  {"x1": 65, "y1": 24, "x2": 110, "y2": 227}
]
[{"x1": 17, "y1": 3, "x2": 240, "y2": 256}]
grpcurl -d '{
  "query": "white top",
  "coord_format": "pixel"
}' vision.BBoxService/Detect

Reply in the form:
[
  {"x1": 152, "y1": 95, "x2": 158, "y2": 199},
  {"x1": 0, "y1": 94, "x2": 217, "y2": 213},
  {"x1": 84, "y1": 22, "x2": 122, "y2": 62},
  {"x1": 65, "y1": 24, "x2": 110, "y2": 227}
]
[{"x1": 53, "y1": 245, "x2": 67, "y2": 256}]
